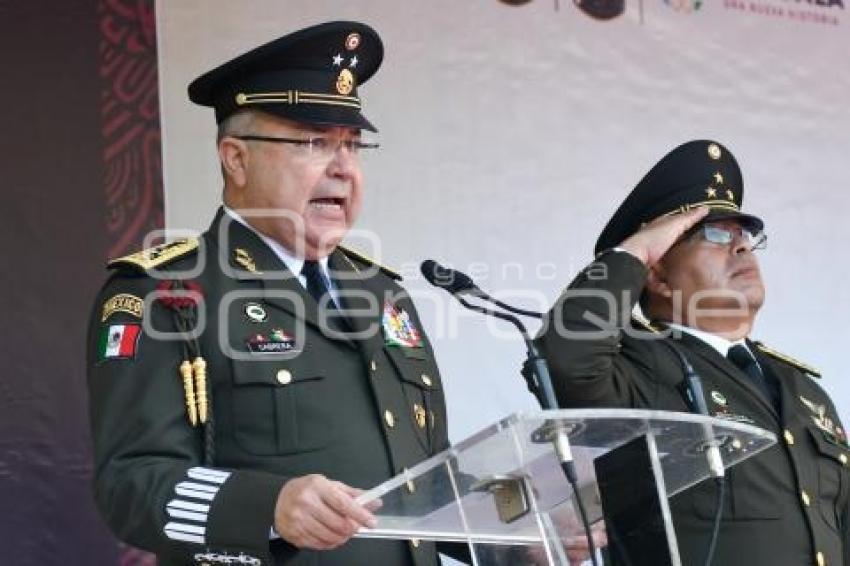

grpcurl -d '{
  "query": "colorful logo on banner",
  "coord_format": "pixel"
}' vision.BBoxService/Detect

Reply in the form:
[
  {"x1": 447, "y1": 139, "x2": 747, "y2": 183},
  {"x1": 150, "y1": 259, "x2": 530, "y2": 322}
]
[{"x1": 663, "y1": 0, "x2": 703, "y2": 12}]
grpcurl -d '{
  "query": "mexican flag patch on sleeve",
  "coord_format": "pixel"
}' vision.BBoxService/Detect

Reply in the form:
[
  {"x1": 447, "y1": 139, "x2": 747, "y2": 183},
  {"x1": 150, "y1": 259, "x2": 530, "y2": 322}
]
[{"x1": 98, "y1": 324, "x2": 142, "y2": 361}]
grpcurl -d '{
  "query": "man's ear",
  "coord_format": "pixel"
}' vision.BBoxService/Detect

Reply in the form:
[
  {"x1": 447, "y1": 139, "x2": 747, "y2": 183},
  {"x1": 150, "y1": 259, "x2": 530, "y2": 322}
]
[
  {"x1": 646, "y1": 262, "x2": 673, "y2": 299},
  {"x1": 218, "y1": 137, "x2": 249, "y2": 187}
]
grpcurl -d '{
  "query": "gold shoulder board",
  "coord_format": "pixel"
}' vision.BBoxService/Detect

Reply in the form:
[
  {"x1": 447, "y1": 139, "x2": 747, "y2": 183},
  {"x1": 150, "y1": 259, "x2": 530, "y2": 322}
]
[
  {"x1": 755, "y1": 342, "x2": 821, "y2": 378},
  {"x1": 108, "y1": 238, "x2": 199, "y2": 271},
  {"x1": 338, "y1": 245, "x2": 402, "y2": 281}
]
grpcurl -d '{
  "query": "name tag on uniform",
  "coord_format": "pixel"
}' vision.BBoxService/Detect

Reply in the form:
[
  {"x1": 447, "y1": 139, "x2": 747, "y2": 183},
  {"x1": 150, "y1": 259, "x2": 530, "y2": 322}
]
[{"x1": 246, "y1": 329, "x2": 299, "y2": 354}]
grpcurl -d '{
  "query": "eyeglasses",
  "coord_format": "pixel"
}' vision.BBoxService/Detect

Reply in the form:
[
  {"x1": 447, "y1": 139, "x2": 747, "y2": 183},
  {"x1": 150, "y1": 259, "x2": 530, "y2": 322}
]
[
  {"x1": 686, "y1": 223, "x2": 767, "y2": 251},
  {"x1": 233, "y1": 134, "x2": 379, "y2": 160}
]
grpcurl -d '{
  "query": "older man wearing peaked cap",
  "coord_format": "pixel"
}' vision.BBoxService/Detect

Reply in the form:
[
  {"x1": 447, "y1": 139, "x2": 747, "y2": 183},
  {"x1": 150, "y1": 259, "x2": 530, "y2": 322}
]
[
  {"x1": 532, "y1": 140, "x2": 849, "y2": 565},
  {"x1": 88, "y1": 21, "x2": 464, "y2": 565}
]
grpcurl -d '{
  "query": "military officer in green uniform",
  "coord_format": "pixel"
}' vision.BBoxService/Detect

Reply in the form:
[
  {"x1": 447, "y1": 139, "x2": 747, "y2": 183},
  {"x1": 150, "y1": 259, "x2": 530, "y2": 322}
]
[
  {"x1": 533, "y1": 140, "x2": 849, "y2": 565},
  {"x1": 87, "y1": 21, "x2": 459, "y2": 566}
]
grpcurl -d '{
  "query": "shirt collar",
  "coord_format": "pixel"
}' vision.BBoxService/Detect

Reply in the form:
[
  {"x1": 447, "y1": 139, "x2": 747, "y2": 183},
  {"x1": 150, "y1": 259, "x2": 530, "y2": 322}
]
[{"x1": 665, "y1": 322, "x2": 749, "y2": 358}]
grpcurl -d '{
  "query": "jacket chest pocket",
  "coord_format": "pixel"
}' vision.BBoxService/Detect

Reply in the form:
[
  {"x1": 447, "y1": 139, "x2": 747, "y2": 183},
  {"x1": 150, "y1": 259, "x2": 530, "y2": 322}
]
[
  {"x1": 229, "y1": 354, "x2": 335, "y2": 456},
  {"x1": 385, "y1": 347, "x2": 444, "y2": 454},
  {"x1": 807, "y1": 426, "x2": 847, "y2": 532},
  {"x1": 688, "y1": 446, "x2": 782, "y2": 521}
]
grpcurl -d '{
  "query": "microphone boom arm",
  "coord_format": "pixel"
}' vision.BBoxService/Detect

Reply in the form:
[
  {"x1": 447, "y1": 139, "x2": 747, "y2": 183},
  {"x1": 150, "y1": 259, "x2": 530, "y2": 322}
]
[
  {"x1": 454, "y1": 295, "x2": 559, "y2": 411},
  {"x1": 422, "y1": 259, "x2": 599, "y2": 566}
]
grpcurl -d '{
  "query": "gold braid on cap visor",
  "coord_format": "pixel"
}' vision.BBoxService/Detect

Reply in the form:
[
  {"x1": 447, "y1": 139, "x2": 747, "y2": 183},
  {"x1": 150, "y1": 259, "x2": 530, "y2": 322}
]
[
  {"x1": 660, "y1": 200, "x2": 740, "y2": 218},
  {"x1": 235, "y1": 90, "x2": 361, "y2": 109}
]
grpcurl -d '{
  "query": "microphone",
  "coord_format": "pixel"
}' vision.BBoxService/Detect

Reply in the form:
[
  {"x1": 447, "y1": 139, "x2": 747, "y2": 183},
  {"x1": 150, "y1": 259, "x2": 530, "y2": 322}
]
[
  {"x1": 419, "y1": 259, "x2": 477, "y2": 295},
  {"x1": 420, "y1": 259, "x2": 555, "y2": 407},
  {"x1": 664, "y1": 342, "x2": 726, "y2": 566},
  {"x1": 666, "y1": 344, "x2": 724, "y2": 479},
  {"x1": 420, "y1": 260, "x2": 543, "y2": 319},
  {"x1": 421, "y1": 259, "x2": 600, "y2": 566}
]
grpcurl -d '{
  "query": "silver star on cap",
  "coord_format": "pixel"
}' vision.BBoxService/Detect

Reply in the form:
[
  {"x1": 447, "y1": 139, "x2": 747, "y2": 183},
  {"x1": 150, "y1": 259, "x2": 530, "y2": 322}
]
[
  {"x1": 332, "y1": 53, "x2": 344, "y2": 67},
  {"x1": 349, "y1": 55, "x2": 359, "y2": 68}
]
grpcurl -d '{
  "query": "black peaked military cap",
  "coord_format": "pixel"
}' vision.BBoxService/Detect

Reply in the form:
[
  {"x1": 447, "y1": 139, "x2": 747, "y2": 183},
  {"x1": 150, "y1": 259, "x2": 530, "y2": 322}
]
[
  {"x1": 188, "y1": 21, "x2": 383, "y2": 131},
  {"x1": 594, "y1": 140, "x2": 764, "y2": 255}
]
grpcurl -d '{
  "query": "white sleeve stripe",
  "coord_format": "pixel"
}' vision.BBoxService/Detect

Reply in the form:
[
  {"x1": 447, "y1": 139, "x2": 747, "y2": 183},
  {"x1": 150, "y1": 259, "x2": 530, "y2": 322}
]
[
  {"x1": 164, "y1": 522, "x2": 206, "y2": 535},
  {"x1": 175, "y1": 486, "x2": 216, "y2": 501},
  {"x1": 175, "y1": 481, "x2": 219, "y2": 493},
  {"x1": 164, "y1": 529, "x2": 205, "y2": 544},
  {"x1": 167, "y1": 500, "x2": 210, "y2": 513},
  {"x1": 166, "y1": 508, "x2": 208, "y2": 522},
  {"x1": 162, "y1": 468, "x2": 232, "y2": 544},
  {"x1": 187, "y1": 467, "x2": 231, "y2": 483}
]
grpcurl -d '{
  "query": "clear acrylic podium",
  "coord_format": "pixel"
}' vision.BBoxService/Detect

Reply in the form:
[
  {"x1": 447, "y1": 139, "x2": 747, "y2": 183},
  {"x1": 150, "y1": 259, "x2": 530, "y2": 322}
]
[{"x1": 356, "y1": 409, "x2": 776, "y2": 565}]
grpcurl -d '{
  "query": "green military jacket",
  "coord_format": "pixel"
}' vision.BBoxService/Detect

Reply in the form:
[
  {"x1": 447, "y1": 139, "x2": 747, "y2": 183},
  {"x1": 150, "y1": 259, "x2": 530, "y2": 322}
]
[
  {"x1": 87, "y1": 209, "x2": 450, "y2": 565},
  {"x1": 534, "y1": 250, "x2": 849, "y2": 566}
]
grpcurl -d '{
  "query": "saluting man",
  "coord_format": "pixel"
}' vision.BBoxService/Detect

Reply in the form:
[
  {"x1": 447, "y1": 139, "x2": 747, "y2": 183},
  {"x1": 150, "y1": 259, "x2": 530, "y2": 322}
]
[
  {"x1": 533, "y1": 140, "x2": 849, "y2": 565},
  {"x1": 88, "y1": 22, "x2": 457, "y2": 566}
]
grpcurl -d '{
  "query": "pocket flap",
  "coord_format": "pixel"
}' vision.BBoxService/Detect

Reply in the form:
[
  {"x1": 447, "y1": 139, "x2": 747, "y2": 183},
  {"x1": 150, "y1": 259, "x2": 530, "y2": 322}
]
[
  {"x1": 232, "y1": 355, "x2": 324, "y2": 387},
  {"x1": 385, "y1": 347, "x2": 441, "y2": 391},
  {"x1": 807, "y1": 426, "x2": 850, "y2": 465}
]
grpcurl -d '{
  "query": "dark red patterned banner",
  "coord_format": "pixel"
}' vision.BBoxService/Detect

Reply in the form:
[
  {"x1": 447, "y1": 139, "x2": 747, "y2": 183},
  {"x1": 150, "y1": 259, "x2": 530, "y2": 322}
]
[
  {"x1": 100, "y1": 0, "x2": 162, "y2": 563},
  {"x1": 100, "y1": 0, "x2": 164, "y2": 259}
]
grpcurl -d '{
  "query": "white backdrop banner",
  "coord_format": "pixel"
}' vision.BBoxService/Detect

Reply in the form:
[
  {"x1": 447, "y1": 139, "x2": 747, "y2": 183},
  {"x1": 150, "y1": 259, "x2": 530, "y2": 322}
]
[{"x1": 157, "y1": 0, "x2": 849, "y2": 439}]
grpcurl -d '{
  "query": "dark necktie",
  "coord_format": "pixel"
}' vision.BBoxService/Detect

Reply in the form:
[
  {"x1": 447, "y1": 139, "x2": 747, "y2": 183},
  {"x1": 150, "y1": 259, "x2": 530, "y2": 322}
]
[
  {"x1": 727, "y1": 344, "x2": 776, "y2": 407},
  {"x1": 301, "y1": 260, "x2": 333, "y2": 306},
  {"x1": 301, "y1": 260, "x2": 349, "y2": 331}
]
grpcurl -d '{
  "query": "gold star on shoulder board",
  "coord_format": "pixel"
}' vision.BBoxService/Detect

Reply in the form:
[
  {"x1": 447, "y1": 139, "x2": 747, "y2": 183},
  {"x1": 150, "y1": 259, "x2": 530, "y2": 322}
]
[
  {"x1": 726, "y1": 189, "x2": 735, "y2": 201},
  {"x1": 706, "y1": 187, "x2": 718, "y2": 199},
  {"x1": 713, "y1": 172, "x2": 724, "y2": 184}
]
